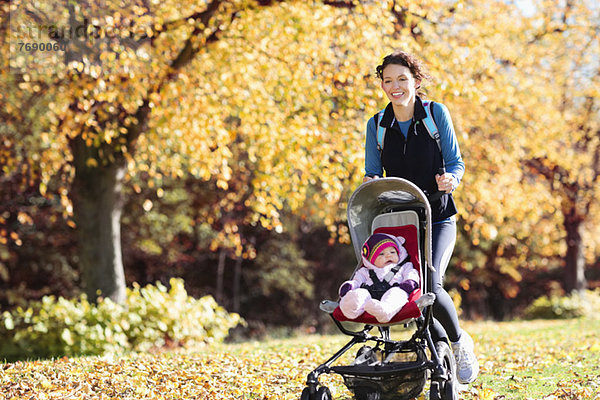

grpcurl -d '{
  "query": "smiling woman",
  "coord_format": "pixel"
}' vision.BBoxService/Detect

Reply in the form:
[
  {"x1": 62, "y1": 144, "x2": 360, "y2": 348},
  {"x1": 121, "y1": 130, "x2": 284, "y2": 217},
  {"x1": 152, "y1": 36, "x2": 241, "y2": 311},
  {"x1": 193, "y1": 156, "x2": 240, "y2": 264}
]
[
  {"x1": 361, "y1": 49, "x2": 478, "y2": 384},
  {"x1": 376, "y1": 51, "x2": 431, "y2": 121}
]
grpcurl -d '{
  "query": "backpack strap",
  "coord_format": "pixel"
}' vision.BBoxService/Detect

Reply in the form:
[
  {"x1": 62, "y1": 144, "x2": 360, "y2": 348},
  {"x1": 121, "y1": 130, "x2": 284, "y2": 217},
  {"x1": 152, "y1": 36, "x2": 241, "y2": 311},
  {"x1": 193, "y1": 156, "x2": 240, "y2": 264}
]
[
  {"x1": 376, "y1": 109, "x2": 386, "y2": 152},
  {"x1": 421, "y1": 101, "x2": 444, "y2": 168}
]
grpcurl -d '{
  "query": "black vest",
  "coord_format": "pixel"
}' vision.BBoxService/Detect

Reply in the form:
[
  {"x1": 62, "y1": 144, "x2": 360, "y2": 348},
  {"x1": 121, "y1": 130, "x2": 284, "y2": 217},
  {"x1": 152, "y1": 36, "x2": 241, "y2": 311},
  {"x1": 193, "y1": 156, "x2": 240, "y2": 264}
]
[{"x1": 377, "y1": 97, "x2": 457, "y2": 222}]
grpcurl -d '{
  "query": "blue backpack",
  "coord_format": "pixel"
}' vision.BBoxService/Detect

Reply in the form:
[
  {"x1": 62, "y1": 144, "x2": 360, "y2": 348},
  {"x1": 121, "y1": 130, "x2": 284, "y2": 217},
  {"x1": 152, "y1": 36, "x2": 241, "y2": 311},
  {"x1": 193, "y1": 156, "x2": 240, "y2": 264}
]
[{"x1": 375, "y1": 100, "x2": 442, "y2": 156}]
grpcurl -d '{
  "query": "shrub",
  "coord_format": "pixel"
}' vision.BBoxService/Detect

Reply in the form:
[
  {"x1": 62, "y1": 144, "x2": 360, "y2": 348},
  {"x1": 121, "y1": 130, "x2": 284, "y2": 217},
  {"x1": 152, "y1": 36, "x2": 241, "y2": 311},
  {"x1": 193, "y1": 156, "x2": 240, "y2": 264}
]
[
  {"x1": 523, "y1": 289, "x2": 600, "y2": 319},
  {"x1": 0, "y1": 278, "x2": 242, "y2": 361}
]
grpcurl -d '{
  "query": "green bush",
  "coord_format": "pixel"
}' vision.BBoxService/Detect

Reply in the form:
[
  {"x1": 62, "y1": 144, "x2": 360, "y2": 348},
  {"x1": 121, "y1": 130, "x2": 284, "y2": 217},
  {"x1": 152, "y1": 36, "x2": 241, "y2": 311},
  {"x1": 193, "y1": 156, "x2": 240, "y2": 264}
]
[
  {"x1": 524, "y1": 289, "x2": 600, "y2": 319},
  {"x1": 0, "y1": 278, "x2": 242, "y2": 361}
]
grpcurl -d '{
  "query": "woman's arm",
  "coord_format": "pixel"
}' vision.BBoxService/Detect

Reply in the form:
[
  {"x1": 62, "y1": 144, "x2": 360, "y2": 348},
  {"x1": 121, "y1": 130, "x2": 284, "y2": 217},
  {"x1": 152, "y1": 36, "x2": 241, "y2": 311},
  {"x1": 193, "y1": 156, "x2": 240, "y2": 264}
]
[
  {"x1": 364, "y1": 116, "x2": 383, "y2": 180},
  {"x1": 433, "y1": 103, "x2": 465, "y2": 191}
]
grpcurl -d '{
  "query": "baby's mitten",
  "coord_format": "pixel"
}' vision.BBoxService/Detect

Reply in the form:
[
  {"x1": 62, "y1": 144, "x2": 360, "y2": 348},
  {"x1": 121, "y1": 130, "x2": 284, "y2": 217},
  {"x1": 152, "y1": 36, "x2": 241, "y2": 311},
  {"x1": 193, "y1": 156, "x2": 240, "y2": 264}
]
[
  {"x1": 339, "y1": 282, "x2": 353, "y2": 297},
  {"x1": 397, "y1": 279, "x2": 418, "y2": 294}
]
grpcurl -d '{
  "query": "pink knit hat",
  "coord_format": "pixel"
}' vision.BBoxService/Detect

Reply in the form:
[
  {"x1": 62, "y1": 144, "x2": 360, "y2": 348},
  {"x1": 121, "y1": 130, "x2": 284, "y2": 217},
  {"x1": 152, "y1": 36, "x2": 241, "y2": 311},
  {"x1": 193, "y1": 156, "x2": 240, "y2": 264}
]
[{"x1": 362, "y1": 233, "x2": 400, "y2": 265}]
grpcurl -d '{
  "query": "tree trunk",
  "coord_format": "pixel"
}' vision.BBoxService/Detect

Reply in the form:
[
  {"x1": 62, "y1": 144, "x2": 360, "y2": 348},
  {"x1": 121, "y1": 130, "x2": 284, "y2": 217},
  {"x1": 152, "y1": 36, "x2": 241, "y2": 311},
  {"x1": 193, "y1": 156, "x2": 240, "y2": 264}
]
[
  {"x1": 70, "y1": 137, "x2": 127, "y2": 303},
  {"x1": 233, "y1": 256, "x2": 242, "y2": 312},
  {"x1": 216, "y1": 248, "x2": 226, "y2": 303},
  {"x1": 563, "y1": 210, "x2": 587, "y2": 293}
]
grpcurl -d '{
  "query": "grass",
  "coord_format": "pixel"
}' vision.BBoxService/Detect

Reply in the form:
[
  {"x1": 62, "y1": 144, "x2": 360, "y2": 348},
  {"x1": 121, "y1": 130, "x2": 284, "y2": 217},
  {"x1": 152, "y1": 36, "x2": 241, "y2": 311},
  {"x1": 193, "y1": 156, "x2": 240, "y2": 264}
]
[
  {"x1": 1, "y1": 319, "x2": 599, "y2": 399},
  {"x1": 462, "y1": 318, "x2": 600, "y2": 399},
  {"x1": 209, "y1": 318, "x2": 600, "y2": 399}
]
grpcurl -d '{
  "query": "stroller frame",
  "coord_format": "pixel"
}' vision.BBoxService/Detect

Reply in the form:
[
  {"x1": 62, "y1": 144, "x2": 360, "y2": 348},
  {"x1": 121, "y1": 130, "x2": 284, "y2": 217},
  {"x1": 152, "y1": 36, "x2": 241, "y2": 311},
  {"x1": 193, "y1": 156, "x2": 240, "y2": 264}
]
[{"x1": 301, "y1": 178, "x2": 458, "y2": 400}]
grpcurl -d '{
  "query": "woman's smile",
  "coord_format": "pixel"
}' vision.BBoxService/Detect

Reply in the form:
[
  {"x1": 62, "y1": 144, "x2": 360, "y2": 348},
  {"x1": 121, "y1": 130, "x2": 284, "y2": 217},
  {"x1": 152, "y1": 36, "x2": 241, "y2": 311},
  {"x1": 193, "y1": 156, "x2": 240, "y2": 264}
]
[{"x1": 390, "y1": 90, "x2": 405, "y2": 99}]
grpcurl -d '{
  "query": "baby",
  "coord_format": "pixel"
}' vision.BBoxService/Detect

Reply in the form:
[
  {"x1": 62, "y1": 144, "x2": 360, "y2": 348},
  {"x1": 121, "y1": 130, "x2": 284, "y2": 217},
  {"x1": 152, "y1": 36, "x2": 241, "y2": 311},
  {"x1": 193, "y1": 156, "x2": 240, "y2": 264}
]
[{"x1": 339, "y1": 232, "x2": 420, "y2": 323}]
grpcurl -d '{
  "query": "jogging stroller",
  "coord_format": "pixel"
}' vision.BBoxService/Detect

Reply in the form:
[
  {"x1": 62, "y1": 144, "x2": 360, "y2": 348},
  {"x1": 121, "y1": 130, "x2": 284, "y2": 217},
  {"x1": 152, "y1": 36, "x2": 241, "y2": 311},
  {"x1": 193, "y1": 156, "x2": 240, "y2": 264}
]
[{"x1": 300, "y1": 177, "x2": 458, "y2": 400}]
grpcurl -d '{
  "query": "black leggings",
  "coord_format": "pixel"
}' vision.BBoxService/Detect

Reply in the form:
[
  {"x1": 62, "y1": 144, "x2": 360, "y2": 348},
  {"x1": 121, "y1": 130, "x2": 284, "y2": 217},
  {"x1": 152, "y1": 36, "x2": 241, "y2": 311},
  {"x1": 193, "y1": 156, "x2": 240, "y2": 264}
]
[{"x1": 429, "y1": 219, "x2": 461, "y2": 343}]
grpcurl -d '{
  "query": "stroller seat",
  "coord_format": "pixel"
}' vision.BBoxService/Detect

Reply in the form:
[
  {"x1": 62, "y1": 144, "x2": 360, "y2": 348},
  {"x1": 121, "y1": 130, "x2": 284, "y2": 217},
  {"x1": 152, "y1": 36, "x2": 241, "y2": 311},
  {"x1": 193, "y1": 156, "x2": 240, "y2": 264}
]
[{"x1": 332, "y1": 211, "x2": 423, "y2": 325}]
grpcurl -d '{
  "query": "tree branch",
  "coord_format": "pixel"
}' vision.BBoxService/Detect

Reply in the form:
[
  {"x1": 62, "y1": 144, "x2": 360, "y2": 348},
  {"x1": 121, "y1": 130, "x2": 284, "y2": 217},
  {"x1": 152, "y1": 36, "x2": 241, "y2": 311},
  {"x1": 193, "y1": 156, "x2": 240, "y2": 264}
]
[
  {"x1": 522, "y1": 157, "x2": 574, "y2": 195},
  {"x1": 121, "y1": 0, "x2": 226, "y2": 152},
  {"x1": 323, "y1": 0, "x2": 356, "y2": 8},
  {"x1": 122, "y1": 0, "x2": 301, "y2": 156}
]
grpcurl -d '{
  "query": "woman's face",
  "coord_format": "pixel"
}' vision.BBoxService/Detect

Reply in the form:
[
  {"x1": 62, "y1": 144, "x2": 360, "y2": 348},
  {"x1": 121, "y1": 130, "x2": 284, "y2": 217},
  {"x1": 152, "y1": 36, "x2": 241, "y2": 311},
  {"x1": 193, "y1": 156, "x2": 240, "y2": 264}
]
[{"x1": 381, "y1": 64, "x2": 420, "y2": 108}]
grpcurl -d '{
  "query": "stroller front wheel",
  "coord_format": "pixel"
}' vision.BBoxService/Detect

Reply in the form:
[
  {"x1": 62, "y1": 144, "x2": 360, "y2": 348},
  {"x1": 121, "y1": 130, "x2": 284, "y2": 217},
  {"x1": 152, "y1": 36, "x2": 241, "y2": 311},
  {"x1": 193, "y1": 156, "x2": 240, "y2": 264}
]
[
  {"x1": 316, "y1": 386, "x2": 332, "y2": 400},
  {"x1": 429, "y1": 341, "x2": 458, "y2": 400},
  {"x1": 301, "y1": 386, "x2": 332, "y2": 400},
  {"x1": 443, "y1": 380, "x2": 457, "y2": 400},
  {"x1": 300, "y1": 387, "x2": 312, "y2": 400},
  {"x1": 429, "y1": 381, "x2": 458, "y2": 400}
]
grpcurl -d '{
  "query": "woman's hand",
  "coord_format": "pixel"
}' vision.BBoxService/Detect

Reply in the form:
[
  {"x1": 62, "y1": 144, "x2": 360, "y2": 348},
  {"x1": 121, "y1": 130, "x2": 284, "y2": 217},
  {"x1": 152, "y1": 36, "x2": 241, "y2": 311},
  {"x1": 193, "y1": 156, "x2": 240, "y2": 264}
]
[
  {"x1": 435, "y1": 173, "x2": 456, "y2": 194},
  {"x1": 362, "y1": 175, "x2": 379, "y2": 183}
]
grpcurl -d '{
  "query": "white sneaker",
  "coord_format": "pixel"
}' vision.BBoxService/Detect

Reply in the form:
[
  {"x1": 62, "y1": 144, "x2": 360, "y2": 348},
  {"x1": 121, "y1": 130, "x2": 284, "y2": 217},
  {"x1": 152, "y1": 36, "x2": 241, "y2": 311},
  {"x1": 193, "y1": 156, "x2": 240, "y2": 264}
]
[{"x1": 451, "y1": 330, "x2": 479, "y2": 384}]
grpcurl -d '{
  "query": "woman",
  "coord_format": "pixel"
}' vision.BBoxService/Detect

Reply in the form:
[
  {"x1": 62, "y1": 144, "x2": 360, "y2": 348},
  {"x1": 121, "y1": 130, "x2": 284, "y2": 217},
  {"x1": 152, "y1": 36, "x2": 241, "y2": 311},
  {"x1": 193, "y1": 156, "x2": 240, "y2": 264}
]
[{"x1": 363, "y1": 50, "x2": 478, "y2": 384}]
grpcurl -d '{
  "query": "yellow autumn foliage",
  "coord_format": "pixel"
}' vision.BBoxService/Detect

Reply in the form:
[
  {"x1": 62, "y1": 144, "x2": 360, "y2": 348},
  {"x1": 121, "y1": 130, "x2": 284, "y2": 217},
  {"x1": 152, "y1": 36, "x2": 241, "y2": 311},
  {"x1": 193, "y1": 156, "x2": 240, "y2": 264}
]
[{"x1": 1, "y1": 0, "x2": 598, "y2": 285}]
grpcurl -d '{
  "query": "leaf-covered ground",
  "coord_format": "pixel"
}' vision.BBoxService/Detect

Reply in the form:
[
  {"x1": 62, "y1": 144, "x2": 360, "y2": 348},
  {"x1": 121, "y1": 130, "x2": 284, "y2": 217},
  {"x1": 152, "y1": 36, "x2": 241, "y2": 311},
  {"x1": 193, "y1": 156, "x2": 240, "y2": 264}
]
[{"x1": 1, "y1": 319, "x2": 599, "y2": 399}]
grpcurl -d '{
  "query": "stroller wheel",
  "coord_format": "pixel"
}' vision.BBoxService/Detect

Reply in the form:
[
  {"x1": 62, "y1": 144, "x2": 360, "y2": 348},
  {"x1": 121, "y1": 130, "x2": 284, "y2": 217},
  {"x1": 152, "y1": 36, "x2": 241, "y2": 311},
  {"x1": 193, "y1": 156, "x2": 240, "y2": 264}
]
[
  {"x1": 429, "y1": 382, "x2": 442, "y2": 400},
  {"x1": 316, "y1": 386, "x2": 332, "y2": 400},
  {"x1": 353, "y1": 346, "x2": 379, "y2": 366},
  {"x1": 443, "y1": 380, "x2": 457, "y2": 400},
  {"x1": 429, "y1": 341, "x2": 458, "y2": 400},
  {"x1": 300, "y1": 387, "x2": 312, "y2": 400}
]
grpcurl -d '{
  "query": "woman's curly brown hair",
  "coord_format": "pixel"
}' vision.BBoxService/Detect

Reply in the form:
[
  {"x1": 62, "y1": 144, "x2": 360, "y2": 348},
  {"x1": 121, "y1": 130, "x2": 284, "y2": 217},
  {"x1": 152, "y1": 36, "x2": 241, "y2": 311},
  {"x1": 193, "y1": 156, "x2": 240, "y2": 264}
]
[{"x1": 376, "y1": 51, "x2": 432, "y2": 93}]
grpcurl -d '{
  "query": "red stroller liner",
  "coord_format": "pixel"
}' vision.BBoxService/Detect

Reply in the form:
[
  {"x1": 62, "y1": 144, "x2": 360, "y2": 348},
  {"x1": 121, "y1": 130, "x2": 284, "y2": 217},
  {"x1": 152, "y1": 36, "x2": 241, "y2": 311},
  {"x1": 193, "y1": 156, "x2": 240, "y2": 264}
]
[{"x1": 333, "y1": 224, "x2": 423, "y2": 324}]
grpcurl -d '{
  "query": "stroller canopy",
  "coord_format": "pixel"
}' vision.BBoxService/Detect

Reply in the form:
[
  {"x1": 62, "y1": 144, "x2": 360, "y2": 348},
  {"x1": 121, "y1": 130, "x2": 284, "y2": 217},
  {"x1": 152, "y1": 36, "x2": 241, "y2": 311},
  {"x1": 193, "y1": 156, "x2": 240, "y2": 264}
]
[{"x1": 346, "y1": 178, "x2": 433, "y2": 269}]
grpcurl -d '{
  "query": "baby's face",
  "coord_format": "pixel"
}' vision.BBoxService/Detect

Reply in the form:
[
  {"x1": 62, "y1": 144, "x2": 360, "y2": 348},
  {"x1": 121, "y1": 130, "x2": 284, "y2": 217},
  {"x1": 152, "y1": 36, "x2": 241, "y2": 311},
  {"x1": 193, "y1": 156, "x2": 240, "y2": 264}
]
[{"x1": 373, "y1": 247, "x2": 399, "y2": 268}]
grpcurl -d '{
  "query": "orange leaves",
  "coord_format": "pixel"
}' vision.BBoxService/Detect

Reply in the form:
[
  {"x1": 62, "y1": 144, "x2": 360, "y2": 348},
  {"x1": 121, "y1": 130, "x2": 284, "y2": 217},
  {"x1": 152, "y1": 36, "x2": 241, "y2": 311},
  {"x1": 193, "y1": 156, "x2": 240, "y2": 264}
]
[
  {"x1": 465, "y1": 386, "x2": 498, "y2": 400},
  {"x1": 0, "y1": 338, "x2": 345, "y2": 400},
  {"x1": 4, "y1": 0, "x2": 599, "y2": 286},
  {"x1": 2, "y1": 319, "x2": 599, "y2": 399},
  {"x1": 170, "y1": 0, "x2": 399, "y2": 231}
]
